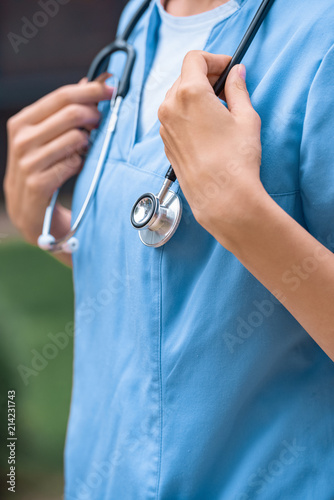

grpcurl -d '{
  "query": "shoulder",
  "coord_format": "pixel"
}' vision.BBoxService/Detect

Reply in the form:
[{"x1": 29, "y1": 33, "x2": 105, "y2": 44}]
[{"x1": 117, "y1": 0, "x2": 152, "y2": 36}]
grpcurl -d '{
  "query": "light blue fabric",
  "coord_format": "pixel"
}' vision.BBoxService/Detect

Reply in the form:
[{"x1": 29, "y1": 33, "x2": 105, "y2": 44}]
[{"x1": 65, "y1": 0, "x2": 334, "y2": 498}]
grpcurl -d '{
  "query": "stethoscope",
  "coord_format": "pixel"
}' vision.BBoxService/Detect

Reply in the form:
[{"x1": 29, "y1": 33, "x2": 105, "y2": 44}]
[{"x1": 38, "y1": 0, "x2": 275, "y2": 253}]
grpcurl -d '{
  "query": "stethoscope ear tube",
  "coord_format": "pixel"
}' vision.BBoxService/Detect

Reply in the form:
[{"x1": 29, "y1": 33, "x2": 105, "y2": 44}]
[{"x1": 213, "y1": 0, "x2": 276, "y2": 96}]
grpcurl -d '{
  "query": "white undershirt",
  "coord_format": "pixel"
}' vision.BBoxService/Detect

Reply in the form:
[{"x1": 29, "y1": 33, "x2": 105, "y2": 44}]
[{"x1": 137, "y1": 0, "x2": 240, "y2": 141}]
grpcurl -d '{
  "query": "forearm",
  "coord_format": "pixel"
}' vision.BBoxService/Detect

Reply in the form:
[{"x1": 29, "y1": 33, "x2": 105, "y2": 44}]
[{"x1": 220, "y1": 187, "x2": 334, "y2": 360}]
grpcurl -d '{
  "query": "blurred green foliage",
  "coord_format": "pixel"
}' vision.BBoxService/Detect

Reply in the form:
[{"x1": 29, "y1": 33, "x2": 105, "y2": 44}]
[{"x1": 0, "y1": 240, "x2": 74, "y2": 498}]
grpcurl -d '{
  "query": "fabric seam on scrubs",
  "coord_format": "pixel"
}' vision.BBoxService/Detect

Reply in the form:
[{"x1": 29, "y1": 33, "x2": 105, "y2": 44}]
[
  {"x1": 156, "y1": 245, "x2": 165, "y2": 498},
  {"x1": 127, "y1": 2, "x2": 159, "y2": 159},
  {"x1": 298, "y1": 41, "x2": 334, "y2": 169},
  {"x1": 268, "y1": 190, "x2": 300, "y2": 197},
  {"x1": 63, "y1": 326, "x2": 78, "y2": 498},
  {"x1": 75, "y1": 156, "x2": 302, "y2": 198},
  {"x1": 91, "y1": 157, "x2": 181, "y2": 191}
]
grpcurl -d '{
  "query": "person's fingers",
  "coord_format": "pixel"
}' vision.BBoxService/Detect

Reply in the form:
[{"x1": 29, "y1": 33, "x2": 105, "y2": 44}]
[
  {"x1": 36, "y1": 153, "x2": 84, "y2": 195},
  {"x1": 224, "y1": 64, "x2": 253, "y2": 116},
  {"x1": 15, "y1": 75, "x2": 114, "y2": 126},
  {"x1": 20, "y1": 129, "x2": 89, "y2": 173},
  {"x1": 181, "y1": 50, "x2": 232, "y2": 89},
  {"x1": 94, "y1": 72, "x2": 113, "y2": 83},
  {"x1": 33, "y1": 104, "x2": 101, "y2": 146}
]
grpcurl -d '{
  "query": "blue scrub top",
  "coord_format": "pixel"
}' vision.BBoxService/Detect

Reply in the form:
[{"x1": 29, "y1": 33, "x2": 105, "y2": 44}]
[{"x1": 65, "y1": 0, "x2": 334, "y2": 498}]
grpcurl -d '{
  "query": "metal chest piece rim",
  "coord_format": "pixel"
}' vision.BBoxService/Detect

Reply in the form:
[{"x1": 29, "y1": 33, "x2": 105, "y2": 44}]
[{"x1": 131, "y1": 188, "x2": 182, "y2": 248}]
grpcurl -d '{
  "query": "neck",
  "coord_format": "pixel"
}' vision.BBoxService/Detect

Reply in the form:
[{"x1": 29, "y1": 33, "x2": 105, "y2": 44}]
[{"x1": 164, "y1": 0, "x2": 230, "y2": 16}]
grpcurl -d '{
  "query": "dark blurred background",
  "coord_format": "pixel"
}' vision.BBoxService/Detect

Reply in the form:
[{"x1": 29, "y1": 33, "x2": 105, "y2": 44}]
[{"x1": 0, "y1": 1, "x2": 127, "y2": 498}]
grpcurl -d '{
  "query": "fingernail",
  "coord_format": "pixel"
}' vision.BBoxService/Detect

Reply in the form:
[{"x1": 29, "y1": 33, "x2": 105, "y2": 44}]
[
  {"x1": 239, "y1": 64, "x2": 246, "y2": 80},
  {"x1": 105, "y1": 85, "x2": 116, "y2": 93}
]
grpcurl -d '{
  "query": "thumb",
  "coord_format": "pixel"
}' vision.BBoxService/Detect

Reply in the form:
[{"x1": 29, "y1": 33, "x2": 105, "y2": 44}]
[
  {"x1": 181, "y1": 51, "x2": 232, "y2": 88},
  {"x1": 224, "y1": 64, "x2": 252, "y2": 115}
]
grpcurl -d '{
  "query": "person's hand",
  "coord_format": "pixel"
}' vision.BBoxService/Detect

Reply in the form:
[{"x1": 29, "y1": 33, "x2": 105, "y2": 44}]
[
  {"x1": 158, "y1": 51, "x2": 265, "y2": 251},
  {"x1": 4, "y1": 75, "x2": 115, "y2": 246}
]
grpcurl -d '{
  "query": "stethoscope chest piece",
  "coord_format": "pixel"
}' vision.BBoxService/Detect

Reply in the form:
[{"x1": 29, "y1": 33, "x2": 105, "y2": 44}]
[{"x1": 131, "y1": 188, "x2": 182, "y2": 248}]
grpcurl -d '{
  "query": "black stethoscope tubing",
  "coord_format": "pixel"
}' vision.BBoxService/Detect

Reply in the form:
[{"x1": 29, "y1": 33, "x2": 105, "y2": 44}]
[
  {"x1": 86, "y1": 0, "x2": 152, "y2": 87},
  {"x1": 213, "y1": 0, "x2": 276, "y2": 95}
]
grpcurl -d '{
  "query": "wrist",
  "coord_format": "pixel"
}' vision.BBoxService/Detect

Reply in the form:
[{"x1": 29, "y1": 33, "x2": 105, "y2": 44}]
[{"x1": 211, "y1": 181, "x2": 274, "y2": 254}]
